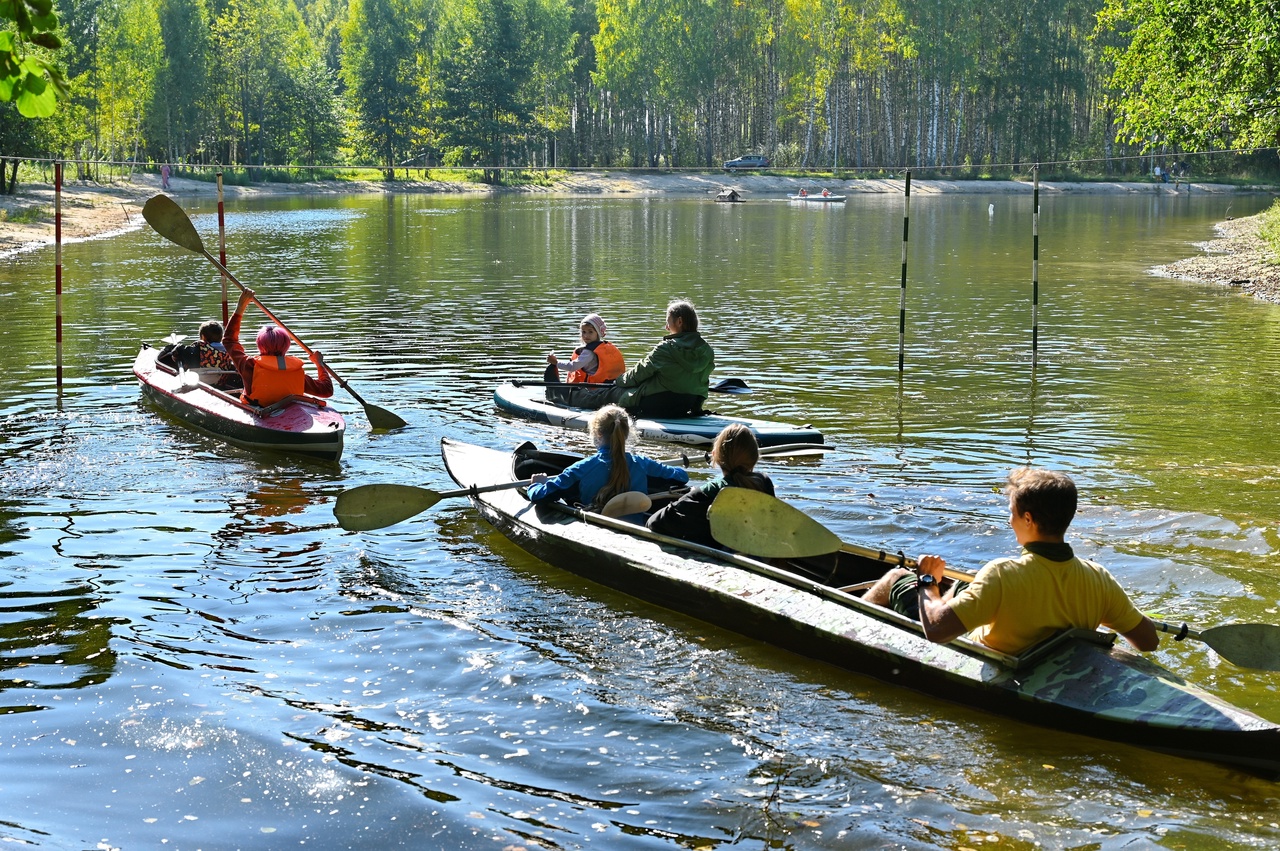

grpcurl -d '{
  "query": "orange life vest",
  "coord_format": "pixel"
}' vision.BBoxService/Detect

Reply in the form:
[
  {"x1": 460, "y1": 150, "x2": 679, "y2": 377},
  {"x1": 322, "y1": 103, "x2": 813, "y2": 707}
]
[
  {"x1": 243, "y1": 354, "x2": 306, "y2": 406},
  {"x1": 568, "y1": 341, "x2": 625, "y2": 384}
]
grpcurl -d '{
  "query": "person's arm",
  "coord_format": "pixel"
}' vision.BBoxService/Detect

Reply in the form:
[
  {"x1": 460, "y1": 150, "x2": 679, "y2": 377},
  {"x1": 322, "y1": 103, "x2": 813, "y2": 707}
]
[
  {"x1": 637, "y1": 455, "x2": 690, "y2": 486},
  {"x1": 616, "y1": 341, "x2": 667, "y2": 389},
  {"x1": 526, "y1": 462, "x2": 586, "y2": 503},
  {"x1": 915, "y1": 554, "x2": 970, "y2": 644},
  {"x1": 224, "y1": 290, "x2": 255, "y2": 386},
  {"x1": 1118, "y1": 616, "x2": 1160, "y2": 652},
  {"x1": 560, "y1": 348, "x2": 598, "y2": 374},
  {"x1": 303, "y1": 350, "x2": 334, "y2": 398}
]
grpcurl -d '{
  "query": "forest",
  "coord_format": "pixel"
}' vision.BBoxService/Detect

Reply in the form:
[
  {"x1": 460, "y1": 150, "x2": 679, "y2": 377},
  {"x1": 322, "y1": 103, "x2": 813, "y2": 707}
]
[{"x1": 2, "y1": 0, "x2": 1278, "y2": 182}]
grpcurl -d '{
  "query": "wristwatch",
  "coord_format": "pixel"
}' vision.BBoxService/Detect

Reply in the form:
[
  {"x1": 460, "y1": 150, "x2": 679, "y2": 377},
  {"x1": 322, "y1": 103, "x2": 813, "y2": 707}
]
[{"x1": 917, "y1": 573, "x2": 937, "y2": 590}]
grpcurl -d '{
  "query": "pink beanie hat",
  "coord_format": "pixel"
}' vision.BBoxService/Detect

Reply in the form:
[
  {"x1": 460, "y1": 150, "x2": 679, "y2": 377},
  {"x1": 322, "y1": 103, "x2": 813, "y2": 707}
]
[
  {"x1": 581, "y1": 313, "x2": 607, "y2": 339},
  {"x1": 256, "y1": 324, "x2": 291, "y2": 356}
]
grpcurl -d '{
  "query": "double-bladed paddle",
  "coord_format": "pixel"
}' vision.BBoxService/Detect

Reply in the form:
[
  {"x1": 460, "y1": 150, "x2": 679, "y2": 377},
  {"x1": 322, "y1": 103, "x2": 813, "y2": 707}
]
[
  {"x1": 511, "y1": 377, "x2": 752, "y2": 394},
  {"x1": 142, "y1": 194, "x2": 408, "y2": 431},
  {"x1": 333, "y1": 442, "x2": 833, "y2": 532},
  {"x1": 707, "y1": 487, "x2": 1280, "y2": 671}
]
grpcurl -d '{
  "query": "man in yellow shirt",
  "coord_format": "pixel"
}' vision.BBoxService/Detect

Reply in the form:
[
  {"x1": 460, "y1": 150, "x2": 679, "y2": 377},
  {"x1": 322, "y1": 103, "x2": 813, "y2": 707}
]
[{"x1": 865, "y1": 467, "x2": 1160, "y2": 655}]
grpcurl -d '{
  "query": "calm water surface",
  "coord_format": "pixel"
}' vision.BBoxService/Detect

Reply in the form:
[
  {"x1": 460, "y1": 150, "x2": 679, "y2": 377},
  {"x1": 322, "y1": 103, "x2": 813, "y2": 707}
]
[{"x1": 2, "y1": 187, "x2": 1279, "y2": 849}]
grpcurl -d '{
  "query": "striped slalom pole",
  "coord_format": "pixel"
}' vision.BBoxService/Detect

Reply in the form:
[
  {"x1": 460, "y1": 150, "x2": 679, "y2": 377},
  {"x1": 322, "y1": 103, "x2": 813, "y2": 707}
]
[
  {"x1": 1031, "y1": 165, "x2": 1040, "y2": 362},
  {"x1": 898, "y1": 170, "x2": 911, "y2": 373},
  {"x1": 55, "y1": 161, "x2": 64, "y2": 390},
  {"x1": 217, "y1": 171, "x2": 229, "y2": 323}
]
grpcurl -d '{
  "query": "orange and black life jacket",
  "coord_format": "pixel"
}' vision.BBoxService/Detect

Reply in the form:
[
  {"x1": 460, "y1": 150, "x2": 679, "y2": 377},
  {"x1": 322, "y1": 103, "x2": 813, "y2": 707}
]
[
  {"x1": 198, "y1": 342, "x2": 235, "y2": 371},
  {"x1": 568, "y1": 341, "x2": 626, "y2": 384},
  {"x1": 243, "y1": 354, "x2": 306, "y2": 406}
]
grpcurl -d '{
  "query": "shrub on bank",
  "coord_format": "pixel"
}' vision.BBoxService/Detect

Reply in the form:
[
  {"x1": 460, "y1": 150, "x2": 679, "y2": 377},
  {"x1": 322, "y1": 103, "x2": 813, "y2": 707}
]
[{"x1": 1260, "y1": 200, "x2": 1280, "y2": 265}]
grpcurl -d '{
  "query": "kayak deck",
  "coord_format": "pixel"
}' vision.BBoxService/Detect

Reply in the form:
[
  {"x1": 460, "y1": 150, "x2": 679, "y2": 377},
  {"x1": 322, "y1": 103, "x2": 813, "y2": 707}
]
[
  {"x1": 133, "y1": 345, "x2": 345, "y2": 461},
  {"x1": 493, "y1": 381, "x2": 824, "y2": 447},
  {"x1": 441, "y1": 437, "x2": 1280, "y2": 777}
]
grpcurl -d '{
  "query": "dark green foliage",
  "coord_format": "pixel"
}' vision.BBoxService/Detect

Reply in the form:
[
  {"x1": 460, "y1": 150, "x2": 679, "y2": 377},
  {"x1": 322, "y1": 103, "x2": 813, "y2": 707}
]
[{"x1": 435, "y1": 0, "x2": 535, "y2": 182}]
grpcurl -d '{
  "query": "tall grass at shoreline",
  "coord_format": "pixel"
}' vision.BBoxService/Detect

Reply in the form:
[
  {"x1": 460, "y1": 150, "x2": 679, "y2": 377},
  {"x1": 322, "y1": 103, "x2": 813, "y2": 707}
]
[{"x1": 1259, "y1": 201, "x2": 1280, "y2": 263}]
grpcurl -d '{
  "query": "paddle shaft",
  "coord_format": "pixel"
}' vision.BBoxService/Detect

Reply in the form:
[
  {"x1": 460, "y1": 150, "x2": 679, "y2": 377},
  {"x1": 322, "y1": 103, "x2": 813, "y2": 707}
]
[
  {"x1": 210, "y1": 252, "x2": 344, "y2": 390},
  {"x1": 513, "y1": 379, "x2": 748, "y2": 394},
  {"x1": 837, "y1": 538, "x2": 1277, "y2": 668},
  {"x1": 216, "y1": 253, "x2": 407, "y2": 429},
  {"x1": 426, "y1": 449, "x2": 703, "y2": 499},
  {"x1": 142, "y1": 194, "x2": 408, "y2": 429}
]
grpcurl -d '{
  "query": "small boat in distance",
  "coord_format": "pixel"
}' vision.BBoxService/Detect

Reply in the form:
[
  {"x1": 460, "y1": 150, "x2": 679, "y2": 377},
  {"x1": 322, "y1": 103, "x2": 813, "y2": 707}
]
[
  {"x1": 789, "y1": 189, "x2": 846, "y2": 203},
  {"x1": 133, "y1": 344, "x2": 345, "y2": 461},
  {"x1": 715, "y1": 188, "x2": 744, "y2": 203}
]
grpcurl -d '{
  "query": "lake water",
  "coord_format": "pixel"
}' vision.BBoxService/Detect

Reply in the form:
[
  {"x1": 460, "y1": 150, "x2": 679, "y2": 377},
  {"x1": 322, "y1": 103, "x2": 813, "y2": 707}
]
[{"x1": 2, "y1": 186, "x2": 1279, "y2": 849}]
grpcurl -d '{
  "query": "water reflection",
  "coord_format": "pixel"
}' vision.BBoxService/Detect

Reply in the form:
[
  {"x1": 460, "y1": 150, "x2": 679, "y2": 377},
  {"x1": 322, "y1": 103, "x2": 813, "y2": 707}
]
[
  {"x1": 0, "y1": 582, "x2": 115, "y2": 704},
  {"x1": 2, "y1": 190, "x2": 1280, "y2": 848}
]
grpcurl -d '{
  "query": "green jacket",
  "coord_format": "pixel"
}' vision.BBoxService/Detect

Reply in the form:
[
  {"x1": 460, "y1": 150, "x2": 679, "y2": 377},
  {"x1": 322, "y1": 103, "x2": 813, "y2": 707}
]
[{"x1": 615, "y1": 331, "x2": 715, "y2": 406}]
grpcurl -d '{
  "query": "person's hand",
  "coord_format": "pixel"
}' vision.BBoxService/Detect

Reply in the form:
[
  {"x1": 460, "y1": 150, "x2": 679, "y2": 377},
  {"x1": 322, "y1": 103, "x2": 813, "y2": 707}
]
[
  {"x1": 310, "y1": 350, "x2": 325, "y2": 365},
  {"x1": 916, "y1": 554, "x2": 946, "y2": 581},
  {"x1": 529, "y1": 473, "x2": 547, "y2": 485},
  {"x1": 235, "y1": 290, "x2": 254, "y2": 313},
  {"x1": 546, "y1": 352, "x2": 558, "y2": 365}
]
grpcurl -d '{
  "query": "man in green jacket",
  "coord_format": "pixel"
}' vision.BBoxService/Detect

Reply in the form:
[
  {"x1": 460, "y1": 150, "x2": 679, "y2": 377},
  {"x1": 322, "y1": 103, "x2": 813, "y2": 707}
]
[{"x1": 548, "y1": 299, "x2": 715, "y2": 418}]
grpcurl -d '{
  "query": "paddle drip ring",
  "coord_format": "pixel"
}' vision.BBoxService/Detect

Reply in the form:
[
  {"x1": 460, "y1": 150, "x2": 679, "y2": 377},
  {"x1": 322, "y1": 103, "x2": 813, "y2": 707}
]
[{"x1": 1174, "y1": 623, "x2": 1190, "y2": 641}]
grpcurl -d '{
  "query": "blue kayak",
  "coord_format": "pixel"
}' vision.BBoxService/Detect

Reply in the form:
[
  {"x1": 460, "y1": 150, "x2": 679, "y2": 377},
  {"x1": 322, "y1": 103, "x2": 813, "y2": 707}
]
[{"x1": 493, "y1": 381, "x2": 825, "y2": 447}]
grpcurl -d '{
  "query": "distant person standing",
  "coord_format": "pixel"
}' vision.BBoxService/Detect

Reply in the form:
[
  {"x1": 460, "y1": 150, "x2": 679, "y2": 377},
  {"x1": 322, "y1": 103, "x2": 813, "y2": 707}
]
[{"x1": 160, "y1": 163, "x2": 171, "y2": 190}]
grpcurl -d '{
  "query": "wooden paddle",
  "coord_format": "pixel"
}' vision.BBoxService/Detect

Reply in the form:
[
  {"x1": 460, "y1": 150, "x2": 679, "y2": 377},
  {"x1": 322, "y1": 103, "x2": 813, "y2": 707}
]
[
  {"x1": 511, "y1": 377, "x2": 752, "y2": 394},
  {"x1": 333, "y1": 442, "x2": 830, "y2": 532},
  {"x1": 707, "y1": 487, "x2": 1280, "y2": 671},
  {"x1": 142, "y1": 194, "x2": 408, "y2": 431}
]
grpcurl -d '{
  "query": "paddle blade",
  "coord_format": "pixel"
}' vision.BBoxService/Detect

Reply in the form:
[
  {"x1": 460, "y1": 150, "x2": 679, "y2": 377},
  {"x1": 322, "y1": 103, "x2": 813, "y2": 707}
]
[
  {"x1": 757, "y1": 442, "x2": 833, "y2": 458},
  {"x1": 363, "y1": 403, "x2": 409, "y2": 431},
  {"x1": 710, "y1": 377, "x2": 752, "y2": 394},
  {"x1": 143, "y1": 194, "x2": 207, "y2": 254},
  {"x1": 708, "y1": 487, "x2": 841, "y2": 558},
  {"x1": 333, "y1": 484, "x2": 441, "y2": 531},
  {"x1": 1201, "y1": 623, "x2": 1280, "y2": 671}
]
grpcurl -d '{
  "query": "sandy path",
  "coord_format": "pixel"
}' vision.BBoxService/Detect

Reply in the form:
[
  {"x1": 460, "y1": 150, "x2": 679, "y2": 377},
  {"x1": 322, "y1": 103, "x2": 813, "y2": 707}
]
[{"x1": 3, "y1": 170, "x2": 1276, "y2": 299}]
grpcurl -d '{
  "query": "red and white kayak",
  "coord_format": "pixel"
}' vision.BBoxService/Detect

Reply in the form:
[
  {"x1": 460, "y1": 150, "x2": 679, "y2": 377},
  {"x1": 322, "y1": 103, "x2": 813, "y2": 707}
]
[{"x1": 133, "y1": 345, "x2": 345, "y2": 461}]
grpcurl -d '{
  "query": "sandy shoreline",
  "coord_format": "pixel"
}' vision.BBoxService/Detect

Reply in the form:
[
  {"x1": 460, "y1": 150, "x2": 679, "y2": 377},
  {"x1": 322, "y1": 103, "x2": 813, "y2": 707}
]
[{"x1": 3, "y1": 170, "x2": 1277, "y2": 299}]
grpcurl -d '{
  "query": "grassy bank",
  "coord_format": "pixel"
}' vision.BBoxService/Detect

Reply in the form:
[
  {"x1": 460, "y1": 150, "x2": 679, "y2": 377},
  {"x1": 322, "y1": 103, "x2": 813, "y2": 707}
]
[{"x1": 1259, "y1": 200, "x2": 1280, "y2": 262}]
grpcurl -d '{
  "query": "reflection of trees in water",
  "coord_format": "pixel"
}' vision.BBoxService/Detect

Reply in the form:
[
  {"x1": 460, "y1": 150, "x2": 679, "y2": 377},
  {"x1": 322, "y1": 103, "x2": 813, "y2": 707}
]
[{"x1": 0, "y1": 583, "x2": 116, "y2": 703}]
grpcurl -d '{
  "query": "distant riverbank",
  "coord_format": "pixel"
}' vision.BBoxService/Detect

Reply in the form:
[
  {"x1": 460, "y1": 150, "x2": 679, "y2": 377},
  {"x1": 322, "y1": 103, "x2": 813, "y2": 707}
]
[{"x1": 4, "y1": 170, "x2": 1277, "y2": 300}]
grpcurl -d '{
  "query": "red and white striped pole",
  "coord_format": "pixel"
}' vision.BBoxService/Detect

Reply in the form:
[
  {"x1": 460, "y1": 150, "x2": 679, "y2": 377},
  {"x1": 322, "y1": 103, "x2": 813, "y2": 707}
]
[
  {"x1": 217, "y1": 171, "x2": 229, "y2": 323},
  {"x1": 55, "y1": 161, "x2": 64, "y2": 389}
]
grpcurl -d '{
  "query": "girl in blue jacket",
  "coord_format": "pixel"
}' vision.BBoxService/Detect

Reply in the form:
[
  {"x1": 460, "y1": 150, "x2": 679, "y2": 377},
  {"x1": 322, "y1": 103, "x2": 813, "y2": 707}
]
[{"x1": 526, "y1": 405, "x2": 689, "y2": 510}]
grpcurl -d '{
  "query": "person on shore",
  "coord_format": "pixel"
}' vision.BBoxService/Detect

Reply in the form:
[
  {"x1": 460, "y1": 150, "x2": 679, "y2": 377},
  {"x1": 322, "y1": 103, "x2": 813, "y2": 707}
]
[
  {"x1": 526, "y1": 405, "x2": 689, "y2": 511},
  {"x1": 224, "y1": 289, "x2": 333, "y2": 407},
  {"x1": 863, "y1": 467, "x2": 1160, "y2": 656},
  {"x1": 547, "y1": 300, "x2": 714, "y2": 418},
  {"x1": 160, "y1": 163, "x2": 171, "y2": 190},
  {"x1": 543, "y1": 313, "x2": 626, "y2": 384},
  {"x1": 645, "y1": 423, "x2": 773, "y2": 548}
]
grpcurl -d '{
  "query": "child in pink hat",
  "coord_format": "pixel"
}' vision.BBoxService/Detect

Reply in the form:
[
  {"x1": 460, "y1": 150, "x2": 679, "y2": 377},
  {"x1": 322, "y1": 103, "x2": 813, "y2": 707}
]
[{"x1": 544, "y1": 313, "x2": 625, "y2": 384}]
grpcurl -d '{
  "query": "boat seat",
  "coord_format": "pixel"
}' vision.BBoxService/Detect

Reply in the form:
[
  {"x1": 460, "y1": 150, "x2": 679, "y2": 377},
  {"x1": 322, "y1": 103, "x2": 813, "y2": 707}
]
[
  {"x1": 256, "y1": 394, "x2": 326, "y2": 415},
  {"x1": 601, "y1": 491, "x2": 652, "y2": 518}
]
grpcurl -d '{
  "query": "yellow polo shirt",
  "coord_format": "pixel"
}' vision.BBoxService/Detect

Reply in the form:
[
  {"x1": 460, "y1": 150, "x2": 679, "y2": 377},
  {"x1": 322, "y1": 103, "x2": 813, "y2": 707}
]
[{"x1": 948, "y1": 549, "x2": 1145, "y2": 655}]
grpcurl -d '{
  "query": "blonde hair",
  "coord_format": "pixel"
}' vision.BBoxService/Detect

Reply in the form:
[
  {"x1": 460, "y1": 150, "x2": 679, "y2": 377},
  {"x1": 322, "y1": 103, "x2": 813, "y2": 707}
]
[
  {"x1": 712, "y1": 424, "x2": 769, "y2": 492},
  {"x1": 589, "y1": 404, "x2": 633, "y2": 509}
]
